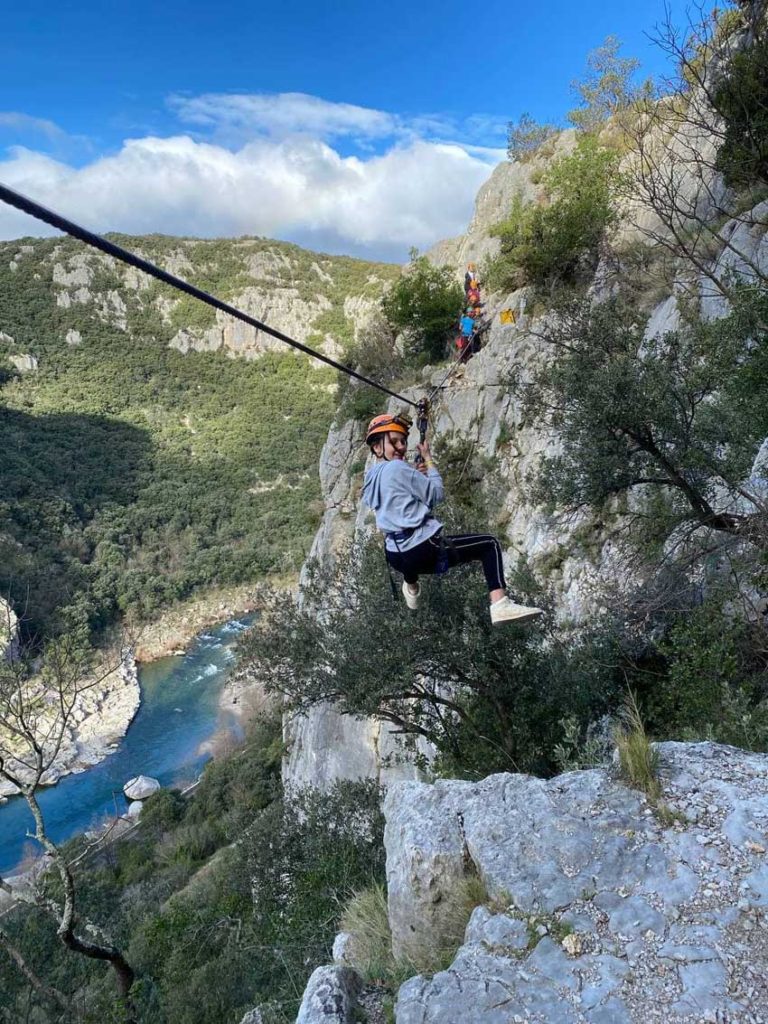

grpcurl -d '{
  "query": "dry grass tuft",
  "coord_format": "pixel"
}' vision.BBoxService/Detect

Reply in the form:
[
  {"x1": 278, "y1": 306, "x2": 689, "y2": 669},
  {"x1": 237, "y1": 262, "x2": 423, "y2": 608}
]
[{"x1": 615, "y1": 690, "x2": 661, "y2": 801}]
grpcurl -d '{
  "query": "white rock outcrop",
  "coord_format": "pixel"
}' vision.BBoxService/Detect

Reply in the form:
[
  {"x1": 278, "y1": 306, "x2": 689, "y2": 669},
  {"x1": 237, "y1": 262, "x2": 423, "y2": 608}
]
[
  {"x1": 295, "y1": 965, "x2": 361, "y2": 1024},
  {"x1": 0, "y1": 599, "x2": 18, "y2": 661},
  {"x1": 0, "y1": 648, "x2": 140, "y2": 800},
  {"x1": 123, "y1": 775, "x2": 161, "y2": 801},
  {"x1": 8, "y1": 354, "x2": 38, "y2": 372},
  {"x1": 386, "y1": 743, "x2": 768, "y2": 1023}
]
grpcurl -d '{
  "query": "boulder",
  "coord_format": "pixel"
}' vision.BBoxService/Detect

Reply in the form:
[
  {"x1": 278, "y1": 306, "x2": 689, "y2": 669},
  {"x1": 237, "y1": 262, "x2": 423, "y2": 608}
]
[
  {"x1": 9, "y1": 354, "x2": 38, "y2": 372},
  {"x1": 295, "y1": 965, "x2": 361, "y2": 1024},
  {"x1": 237, "y1": 1011, "x2": 264, "y2": 1024},
  {"x1": 123, "y1": 775, "x2": 161, "y2": 801}
]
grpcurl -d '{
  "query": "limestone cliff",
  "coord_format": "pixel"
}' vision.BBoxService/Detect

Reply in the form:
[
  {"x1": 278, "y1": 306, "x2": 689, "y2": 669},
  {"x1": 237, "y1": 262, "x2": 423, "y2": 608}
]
[
  {"x1": 4, "y1": 236, "x2": 397, "y2": 363},
  {"x1": 283, "y1": 116, "x2": 768, "y2": 790}
]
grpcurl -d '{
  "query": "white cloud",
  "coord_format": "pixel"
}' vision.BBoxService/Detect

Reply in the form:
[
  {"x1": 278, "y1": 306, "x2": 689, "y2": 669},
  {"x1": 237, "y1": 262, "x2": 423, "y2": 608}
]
[
  {"x1": 170, "y1": 91, "x2": 398, "y2": 143},
  {"x1": 0, "y1": 136, "x2": 496, "y2": 258},
  {"x1": 0, "y1": 93, "x2": 503, "y2": 259},
  {"x1": 0, "y1": 112, "x2": 67, "y2": 140}
]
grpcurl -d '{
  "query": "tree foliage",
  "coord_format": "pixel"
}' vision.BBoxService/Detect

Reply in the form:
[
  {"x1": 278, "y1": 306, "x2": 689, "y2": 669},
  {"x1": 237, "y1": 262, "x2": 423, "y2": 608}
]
[
  {"x1": 0, "y1": 236, "x2": 350, "y2": 641},
  {"x1": 489, "y1": 136, "x2": 620, "y2": 292},
  {"x1": 523, "y1": 289, "x2": 768, "y2": 543},
  {"x1": 0, "y1": 712, "x2": 381, "y2": 1024},
  {"x1": 241, "y1": 542, "x2": 624, "y2": 778},
  {"x1": 713, "y1": 30, "x2": 768, "y2": 188},
  {"x1": 506, "y1": 113, "x2": 558, "y2": 162},
  {"x1": 568, "y1": 35, "x2": 649, "y2": 132},
  {"x1": 381, "y1": 254, "x2": 464, "y2": 363}
]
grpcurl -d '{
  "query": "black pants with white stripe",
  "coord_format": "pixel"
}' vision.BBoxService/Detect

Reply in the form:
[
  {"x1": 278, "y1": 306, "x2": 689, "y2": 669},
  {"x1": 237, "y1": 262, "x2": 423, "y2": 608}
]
[{"x1": 386, "y1": 532, "x2": 506, "y2": 592}]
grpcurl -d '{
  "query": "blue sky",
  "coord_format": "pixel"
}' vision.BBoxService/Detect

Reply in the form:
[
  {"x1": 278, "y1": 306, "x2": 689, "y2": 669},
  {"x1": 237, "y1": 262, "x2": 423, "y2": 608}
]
[{"x1": 1, "y1": 0, "x2": 697, "y2": 259}]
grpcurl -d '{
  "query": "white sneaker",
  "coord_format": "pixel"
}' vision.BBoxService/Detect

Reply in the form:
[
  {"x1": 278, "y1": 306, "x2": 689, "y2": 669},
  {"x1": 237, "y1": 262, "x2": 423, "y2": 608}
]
[
  {"x1": 490, "y1": 597, "x2": 544, "y2": 626},
  {"x1": 402, "y1": 581, "x2": 421, "y2": 610}
]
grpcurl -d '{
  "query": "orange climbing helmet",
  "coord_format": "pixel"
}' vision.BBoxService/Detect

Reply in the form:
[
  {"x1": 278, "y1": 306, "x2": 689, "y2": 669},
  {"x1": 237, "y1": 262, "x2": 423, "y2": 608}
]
[{"x1": 365, "y1": 413, "x2": 411, "y2": 446}]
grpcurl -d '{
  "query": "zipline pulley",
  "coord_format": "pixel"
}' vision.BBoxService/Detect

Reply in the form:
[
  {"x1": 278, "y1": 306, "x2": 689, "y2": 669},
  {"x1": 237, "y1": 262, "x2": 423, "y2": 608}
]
[{"x1": 413, "y1": 397, "x2": 430, "y2": 468}]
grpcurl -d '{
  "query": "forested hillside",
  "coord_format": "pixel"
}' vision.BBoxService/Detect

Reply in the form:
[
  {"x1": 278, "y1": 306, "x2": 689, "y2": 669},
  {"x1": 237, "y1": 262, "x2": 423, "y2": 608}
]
[{"x1": 0, "y1": 235, "x2": 398, "y2": 640}]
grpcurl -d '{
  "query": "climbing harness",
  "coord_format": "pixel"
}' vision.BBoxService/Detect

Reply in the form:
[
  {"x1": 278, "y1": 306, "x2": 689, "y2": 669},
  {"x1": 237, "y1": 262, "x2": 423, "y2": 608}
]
[{"x1": 0, "y1": 183, "x2": 419, "y2": 411}]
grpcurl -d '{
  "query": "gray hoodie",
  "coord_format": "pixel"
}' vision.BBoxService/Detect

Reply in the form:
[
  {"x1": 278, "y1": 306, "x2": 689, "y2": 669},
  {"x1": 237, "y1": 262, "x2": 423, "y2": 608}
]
[{"x1": 362, "y1": 458, "x2": 444, "y2": 552}]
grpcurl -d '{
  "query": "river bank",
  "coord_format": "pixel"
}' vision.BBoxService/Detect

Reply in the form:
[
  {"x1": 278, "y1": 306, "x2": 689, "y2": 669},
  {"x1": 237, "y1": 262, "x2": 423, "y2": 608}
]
[
  {"x1": 132, "y1": 581, "x2": 268, "y2": 661},
  {"x1": 0, "y1": 578, "x2": 293, "y2": 804},
  {"x1": 0, "y1": 615, "x2": 254, "y2": 874},
  {"x1": 0, "y1": 648, "x2": 140, "y2": 802}
]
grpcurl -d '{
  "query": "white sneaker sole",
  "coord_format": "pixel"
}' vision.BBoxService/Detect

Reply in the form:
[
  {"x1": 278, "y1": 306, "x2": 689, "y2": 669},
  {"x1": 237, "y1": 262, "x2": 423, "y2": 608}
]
[{"x1": 491, "y1": 608, "x2": 544, "y2": 626}]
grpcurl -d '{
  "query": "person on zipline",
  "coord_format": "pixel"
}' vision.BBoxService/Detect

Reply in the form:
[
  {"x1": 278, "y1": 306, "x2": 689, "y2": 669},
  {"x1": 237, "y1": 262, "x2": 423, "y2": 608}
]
[{"x1": 361, "y1": 414, "x2": 544, "y2": 625}]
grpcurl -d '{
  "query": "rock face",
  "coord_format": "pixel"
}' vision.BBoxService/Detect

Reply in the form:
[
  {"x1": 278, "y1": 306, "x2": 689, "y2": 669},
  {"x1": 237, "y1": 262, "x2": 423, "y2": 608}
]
[
  {"x1": 0, "y1": 599, "x2": 18, "y2": 661},
  {"x1": 283, "y1": 131, "x2": 768, "y2": 791},
  {"x1": 8, "y1": 354, "x2": 38, "y2": 372},
  {"x1": 43, "y1": 238, "x2": 397, "y2": 362},
  {"x1": 425, "y1": 132, "x2": 576, "y2": 279},
  {"x1": 295, "y1": 965, "x2": 362, "y2": 1024},
  {"x1": 168, "y1": 286, "x2": 334, "y2": 360},
  {"x1": 386, "y1": 743, "x2": 768, "y2": 1023},
  {"x1": 0, "y1": 648, "x2": 140, "y2": 800}
]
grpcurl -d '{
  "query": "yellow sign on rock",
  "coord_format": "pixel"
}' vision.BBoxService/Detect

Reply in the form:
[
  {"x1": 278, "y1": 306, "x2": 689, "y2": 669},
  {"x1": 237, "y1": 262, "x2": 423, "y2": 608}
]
[{"x1": 499, "y1": 308, "x2": 516, "y2": 325}]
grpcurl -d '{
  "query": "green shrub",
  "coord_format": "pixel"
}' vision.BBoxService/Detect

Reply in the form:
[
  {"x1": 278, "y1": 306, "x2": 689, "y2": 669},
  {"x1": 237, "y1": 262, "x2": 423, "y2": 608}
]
[
  {"x1": 243, "y1": 540, "x2": 626, "y2": 779},
  {"x1": 236, "y1": 780, "x2": 386, "y2": 1019},
  {"x1": 140, "y1": 788, "x2": 187, "y2": 830},
  {"x1": 490, "y1": 136, "x2": 620, "y2": 292},
  {"x1": 336, "y1": 318, "x2": 403, "y2": 424},
  {"x1": 523, "y1": 287, "x2": 768, "y2": 546},
  {"x1": 381, "y1": 254, "x2": 463, "y2": 364},
  {"x1": 643, "y1": 601, "x2": 768, "y2": 750},
  {"x1": 185, "y1": 710, "x2": 282, "y2": 834},
  {"x1": 713, "y1": 32, "x2": 768, "y2": 188}
]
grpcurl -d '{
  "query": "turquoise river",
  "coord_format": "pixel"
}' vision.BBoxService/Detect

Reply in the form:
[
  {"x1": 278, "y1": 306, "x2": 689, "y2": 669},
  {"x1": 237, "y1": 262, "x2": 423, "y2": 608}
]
[{"x1": 0, "y1": 616, "x2": 251, "y2": 875}]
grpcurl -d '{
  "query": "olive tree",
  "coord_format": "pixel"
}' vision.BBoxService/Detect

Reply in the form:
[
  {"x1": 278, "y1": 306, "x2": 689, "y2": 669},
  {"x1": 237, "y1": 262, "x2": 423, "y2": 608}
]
[{"x1": 524, "y1": 290, "x2": 768, "y2": 548}]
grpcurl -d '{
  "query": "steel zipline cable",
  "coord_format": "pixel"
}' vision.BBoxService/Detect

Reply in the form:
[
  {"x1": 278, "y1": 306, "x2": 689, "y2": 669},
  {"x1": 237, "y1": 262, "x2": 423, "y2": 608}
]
[{"x1": 0, "y1": 182, "x2": 419, "y2": 409}]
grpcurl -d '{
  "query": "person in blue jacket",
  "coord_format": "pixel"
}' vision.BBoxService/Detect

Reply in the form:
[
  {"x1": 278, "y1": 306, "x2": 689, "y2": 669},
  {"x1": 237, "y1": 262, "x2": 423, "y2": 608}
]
[
  {"x1": 361, "y1": 413, "x2": 543, "y2": 625},
  {"x1": 459, "y1": 311, "x2": 477, "y2": 362}
]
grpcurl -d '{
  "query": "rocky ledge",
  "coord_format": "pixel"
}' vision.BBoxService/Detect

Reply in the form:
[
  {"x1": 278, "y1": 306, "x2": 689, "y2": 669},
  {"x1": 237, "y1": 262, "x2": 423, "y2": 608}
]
[
  {"x1": 385, "y1": 742, "x2": 768, "y2": 1023},
  {"x1": 0, "y1": 650, "x2": 140, "y2": 801}
]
